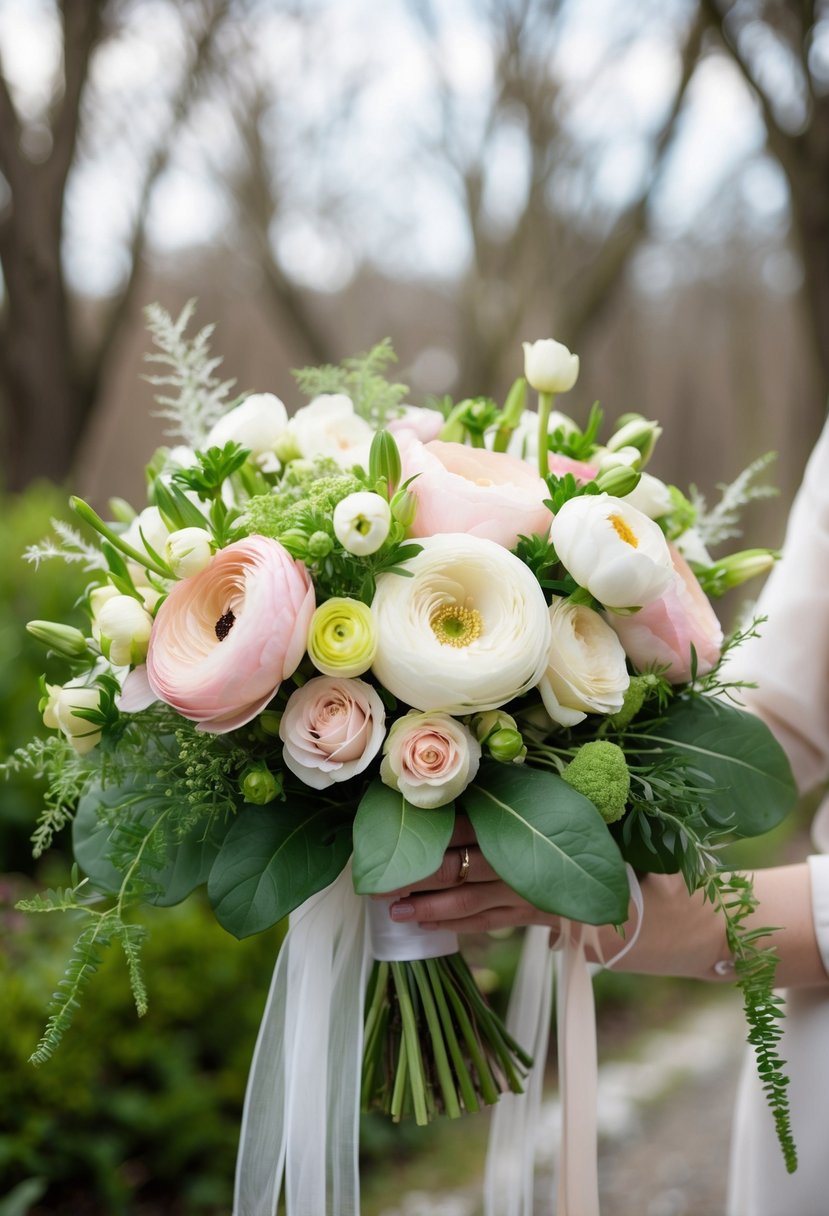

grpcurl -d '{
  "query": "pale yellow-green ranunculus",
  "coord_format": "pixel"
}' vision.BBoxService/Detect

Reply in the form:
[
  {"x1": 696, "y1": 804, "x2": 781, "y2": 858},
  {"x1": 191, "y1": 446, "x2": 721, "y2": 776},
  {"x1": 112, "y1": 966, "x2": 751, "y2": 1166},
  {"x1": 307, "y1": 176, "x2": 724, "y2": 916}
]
[{"x1": 307, "y1": 596, "x2": 378, "y2": 678}]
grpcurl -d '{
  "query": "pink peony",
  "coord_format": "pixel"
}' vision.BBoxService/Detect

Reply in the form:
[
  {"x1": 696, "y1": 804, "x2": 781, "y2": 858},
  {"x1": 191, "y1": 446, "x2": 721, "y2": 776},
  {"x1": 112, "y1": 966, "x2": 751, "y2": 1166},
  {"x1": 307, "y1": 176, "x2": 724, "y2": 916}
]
[
  {"x1": 279, "y1": 676, "x2": 386, "y2": 789},
  {"x1": 145, "y1": 536, "x2": 315, "y2": 733},
  {"x1": 399, "y1": 435, "x2": 552, "y2": 549},
  {"x1": 547, "y1": 452, "x2": 599, "y2": 483},
  {"x1": 608, "y1": 545, "x2": 723, "y2": 683}
]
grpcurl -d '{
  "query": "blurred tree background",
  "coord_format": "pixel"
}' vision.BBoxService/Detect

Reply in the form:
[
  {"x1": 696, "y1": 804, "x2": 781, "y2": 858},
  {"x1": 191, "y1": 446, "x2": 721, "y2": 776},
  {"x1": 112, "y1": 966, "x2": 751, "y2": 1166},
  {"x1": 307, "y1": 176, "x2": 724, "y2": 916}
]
[{"x1": 1, "y1": 0, "x2": 827, "y2": 1212}]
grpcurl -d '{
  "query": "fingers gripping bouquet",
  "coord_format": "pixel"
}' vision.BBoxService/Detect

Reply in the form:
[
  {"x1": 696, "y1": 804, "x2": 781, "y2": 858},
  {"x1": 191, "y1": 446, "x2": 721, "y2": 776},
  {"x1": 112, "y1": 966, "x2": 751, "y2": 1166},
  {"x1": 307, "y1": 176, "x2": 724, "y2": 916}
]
[{"x1": 8, "y1": 307, "x2": 798, "y2": 1213}]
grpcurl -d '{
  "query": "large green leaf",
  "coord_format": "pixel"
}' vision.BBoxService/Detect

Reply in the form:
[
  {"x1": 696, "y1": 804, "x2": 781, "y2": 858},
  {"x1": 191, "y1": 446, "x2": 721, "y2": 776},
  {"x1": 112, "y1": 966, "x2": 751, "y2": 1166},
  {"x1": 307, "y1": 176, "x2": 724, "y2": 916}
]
[
  {"x1": 207, "y1": 798, "x2": 352, "y2": 938},
  {"x1": 73, "y1": 782, "x2": 229, "y2": 905},
  {"x1": 352, "y1": 779, "x2": 455, "y2": 894},
  {"x1": 461, "y1": 764, "x2": 629, "y2": 925},
  {"x1": 636, "y1": 698, "x2": 798, "y2": 837}
]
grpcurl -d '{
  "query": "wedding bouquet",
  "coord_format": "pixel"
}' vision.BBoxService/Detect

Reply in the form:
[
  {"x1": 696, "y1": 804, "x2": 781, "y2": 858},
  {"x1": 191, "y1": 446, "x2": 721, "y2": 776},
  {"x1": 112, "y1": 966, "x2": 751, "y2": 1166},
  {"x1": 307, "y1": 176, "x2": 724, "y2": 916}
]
[{"x1": 7, "y1": 302, "x2": 798, "y2": 1214}]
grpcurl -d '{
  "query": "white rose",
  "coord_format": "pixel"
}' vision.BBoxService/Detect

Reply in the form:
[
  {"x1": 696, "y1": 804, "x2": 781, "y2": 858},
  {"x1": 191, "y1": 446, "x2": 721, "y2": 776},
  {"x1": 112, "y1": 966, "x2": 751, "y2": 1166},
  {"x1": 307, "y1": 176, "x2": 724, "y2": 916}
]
[
  {"x1": 622, "y1": 472, "x2": 674, "y2": 520},
  {"x1": 538, "y1": 598, "x2": 630, "y2": 727},
  {"x1": 96, "y1": 594, "x2": 154, "y2": 666},
  {"x1": 522, "y1": 338, "x2": 580, "y2": 394},
  {"x1": 380, "y1": 710, "x2": 481, "y2": 809},
  {"x1": 42, "y1": 682, "x2": 103, "y2": 754},
  {"x1": 333, "y1": 491, "x2": 391, "y2": 556},
  {"x1": 288, "y1": 393, "x2": 374, "y2": 469},
  {"x1": 550, "y1": 493, "x2": 674, "y2": 609},
  {"x1": 371, "y1": 533, "x2": 552, "y2": 713},
  {"x1": 205, "y1": 393, "x2": 288, "y2": 473},
  {"x1": 164, "y1": 527, "x2": 214, "y2": 578},
  {"x1": 279, "y1": 676, "x2": 386, "y2": 790}
]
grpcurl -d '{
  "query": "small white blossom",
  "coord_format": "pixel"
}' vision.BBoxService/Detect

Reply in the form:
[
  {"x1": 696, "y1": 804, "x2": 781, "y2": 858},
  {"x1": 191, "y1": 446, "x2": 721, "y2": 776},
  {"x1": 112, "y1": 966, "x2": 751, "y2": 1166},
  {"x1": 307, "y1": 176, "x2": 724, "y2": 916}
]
[
  {"x1": 164, "y1": 527, "x2": 214, "y2": 578},
  {"x1": 522, "y1": 339, "x2": 579, "y2": 394},
  {"x1": 333, "y1": 492, "x2": 392, "y2": 556}
]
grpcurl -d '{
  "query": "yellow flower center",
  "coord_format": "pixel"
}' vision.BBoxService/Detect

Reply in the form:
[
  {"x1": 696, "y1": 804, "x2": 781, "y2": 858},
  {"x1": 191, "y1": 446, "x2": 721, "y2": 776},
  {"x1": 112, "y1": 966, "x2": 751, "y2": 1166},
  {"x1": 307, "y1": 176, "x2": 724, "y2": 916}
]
[
  {"x1": 608, "y1": 513, "x2": 639, "y2": 548},
  {"x1": 430, "y1": 602, "x2": 483, "y2": 648}
]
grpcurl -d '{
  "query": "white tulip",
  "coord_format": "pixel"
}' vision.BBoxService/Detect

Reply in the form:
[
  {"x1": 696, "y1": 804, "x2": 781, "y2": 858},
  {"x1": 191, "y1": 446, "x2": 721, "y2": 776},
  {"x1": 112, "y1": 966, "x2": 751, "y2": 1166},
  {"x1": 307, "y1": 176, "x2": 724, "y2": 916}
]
[
  {"x1": 371, "y1": 533, "x2": 552, "y2": 713},
  {"x1": 164, "y1": 527, "x2": 214, "y2": 578},
  {"x1": 522, "y1": 339, "x2": 580, "y2": 394},
  {"x1": 96, "y1": 594, "x2": 154, "y2": 666},
  {"x1": 622, "y1": 472, "x2": 674, "y2": 520},
  {"x1": 205, "y1": 393, "x2": 289, "y2": 472},
  {"x1": 539, "y1": 598, "x2": 630, "y2": 727},
  {"x1": 288, "y1": 393, "x2": 374, "y2": 469},
  {"x1": 42, "y1": 682, "x2": 103, "y2": 754},
  {"x1": 332, "y1": 492, "x2": 392, "y2": 556},
  {"x1": 550, "y1": 493, "x2": 674, "y2": 609}
]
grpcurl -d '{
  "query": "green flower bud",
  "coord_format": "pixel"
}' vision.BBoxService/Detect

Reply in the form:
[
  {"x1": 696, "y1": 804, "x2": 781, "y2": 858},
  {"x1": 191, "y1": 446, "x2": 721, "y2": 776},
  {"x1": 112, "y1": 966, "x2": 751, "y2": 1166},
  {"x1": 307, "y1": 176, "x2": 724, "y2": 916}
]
[
  {"x1": 307, "y1": 530, "x2": 334, "y2": 559},
  {"x1": 390, "y1": 486, "x2": 418, "y2": 529},
  {"x1": 241, "y1": 765, "x2": 282, "y2": 805},
  {"x1": 562, "y1": 740, "x2": 630, "y2": 823},
  {"x1": 368, "y1": 429, "x2": 402, "y2": 492},
  {"x1": 258, "y1": 710, "x2": 283, "y2": 737},
  {"x1": 469, "y1": 709, "x2": 518, "y2": 743},
  {"x1": 606, "y1": 415, "x2": 662, "y2": 467},
  {"x1": 107, "y1": 497, "x2": 137, "y2": 525},
  {"x1": 695, "y1": 548, "x2": 779, "y2": 596},
  {"x1": 486, "y1": 728, "x2": 526, "y2": 763},
  {"x1": 606, "y1": 674, "x2": 658, "y2": 730},
  {"x1": 26, "y1": 620, "x2": 90, "y2": 659},
  {"x1": 595, "y1": 465, "x2": 641, "y2": 498}
]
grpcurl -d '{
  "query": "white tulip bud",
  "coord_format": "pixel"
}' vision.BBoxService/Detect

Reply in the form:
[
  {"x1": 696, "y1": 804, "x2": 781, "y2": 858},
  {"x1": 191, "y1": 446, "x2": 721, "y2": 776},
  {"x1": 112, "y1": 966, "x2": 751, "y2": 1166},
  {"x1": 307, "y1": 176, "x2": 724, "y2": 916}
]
[
  {"x1": 96, "y1": 595, "x2": 154, "y2": 666},
  {"x1": 522, "y1": 339, "x2": 580, "y2": 394},
  {"x1": 164, "y1": 527, "x2": 214, "y2": 578},
  {"x1": 42, "y1": 683, "x2": 103, "y2": 755},
  {"x1": 333, "y1": 491, "x2": 392, "y2": 556}
]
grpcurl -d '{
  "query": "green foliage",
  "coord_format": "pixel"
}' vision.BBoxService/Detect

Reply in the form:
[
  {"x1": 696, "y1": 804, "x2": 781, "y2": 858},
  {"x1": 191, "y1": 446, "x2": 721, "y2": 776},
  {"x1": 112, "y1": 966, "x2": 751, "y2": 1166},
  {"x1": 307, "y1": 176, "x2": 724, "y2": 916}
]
[
  {"x1": 352, "y1": 780, "x2": 455, "y2": 894},
  {"x1": 689, "y1": 451, "x2": 778, "y2": 547},
  {"x1": 292, "y1": 339, "x2": 409, "y2": 425},
  {"x1": 0, "y1": 873, "x2": 285, "y2": 1213}
]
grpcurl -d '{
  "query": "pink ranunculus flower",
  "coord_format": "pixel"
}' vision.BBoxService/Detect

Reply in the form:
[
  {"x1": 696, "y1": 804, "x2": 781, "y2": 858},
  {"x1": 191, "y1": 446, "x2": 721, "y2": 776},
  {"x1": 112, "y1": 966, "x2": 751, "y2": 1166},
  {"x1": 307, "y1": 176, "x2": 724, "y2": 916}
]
[
  {"x1": 608, "y1": 545, "x2": 723, "y2": 683},
  {"x1": 279, "y1": 676, "x2": 386, "y2": 789},
  {"x1": 145, "y1": 536, "x2": 315, "y2": 733},
  {"x1": 387, "y1": 405, "x2": 446, "y2": 443},
  {"x1": 380, "y1": 710, "x2": 481, "y2": 809},
  {"x1": 398, "y1": 434, "x2": 552, "y2": 549},
  {"x1": 547, "y1": 452, "x2": 599, "y2": 483}
]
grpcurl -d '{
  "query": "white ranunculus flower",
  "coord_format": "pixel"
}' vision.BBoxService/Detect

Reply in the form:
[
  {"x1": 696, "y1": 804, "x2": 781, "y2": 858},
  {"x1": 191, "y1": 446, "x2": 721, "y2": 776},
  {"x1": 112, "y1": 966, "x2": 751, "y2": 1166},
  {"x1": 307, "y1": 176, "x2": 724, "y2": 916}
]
[
  {"x1": 522, "y1": 339, "x2": 580, "y2": 394},
  {"x1": 539, "y1": 598, "x2": 630, "y2": 726},
  {"x1": 205, "y1": 393, "x2": 288, "y2": 472},
  {"x1": 380, "y1": 710, "x2": 481, "y2": 809},
  {"x1": 550, "y1": 493, "x2": 674, "y2": 610},
  {"x1": 622, "y1": 472, "x2": 674, "y2": 520},
  {"x1": 371, "y1": 533, "x2": 552, "y2": 712},
  {"x1": 288, "y1": 393, "x2": 374, "y2": 469},
  {"x1": 333, "y1": 491, "x2": 391, "y2": 555},
  {"x1": 42, "y1": 682, "x2": 103, "y2": 754},
  {"x1": 96, "y1": 594, "x2": 154, "y2": 666},
  {"x1": 164, "y1": 527, "x2": 214, "y2": 578}
]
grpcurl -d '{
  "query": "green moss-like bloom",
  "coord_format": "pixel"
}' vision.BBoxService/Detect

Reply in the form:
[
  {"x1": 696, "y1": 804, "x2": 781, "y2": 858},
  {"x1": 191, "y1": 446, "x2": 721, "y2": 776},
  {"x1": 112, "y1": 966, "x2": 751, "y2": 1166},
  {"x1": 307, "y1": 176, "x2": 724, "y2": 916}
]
[
  {"x1": 307, "y1": 597, "x2": 378, "y2": 678},
  {"x1": 562, "y1": 740, "x2": 630, "y2": 823}
]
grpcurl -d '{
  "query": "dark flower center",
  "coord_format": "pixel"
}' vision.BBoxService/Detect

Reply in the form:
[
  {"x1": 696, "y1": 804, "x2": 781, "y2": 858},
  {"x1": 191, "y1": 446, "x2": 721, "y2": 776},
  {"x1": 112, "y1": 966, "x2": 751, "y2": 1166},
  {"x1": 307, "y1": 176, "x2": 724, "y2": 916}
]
[{"x1": 215, "y1": 610, "x2": 236, "y2": 641}]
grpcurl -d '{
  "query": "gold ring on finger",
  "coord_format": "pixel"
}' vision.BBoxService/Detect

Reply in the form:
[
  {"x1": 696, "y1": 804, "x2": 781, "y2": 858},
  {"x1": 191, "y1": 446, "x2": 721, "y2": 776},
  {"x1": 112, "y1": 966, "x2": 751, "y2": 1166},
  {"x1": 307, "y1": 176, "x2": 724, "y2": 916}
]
[{"x1": 457, "y1": 846, "x2": 471, "y2": 884}]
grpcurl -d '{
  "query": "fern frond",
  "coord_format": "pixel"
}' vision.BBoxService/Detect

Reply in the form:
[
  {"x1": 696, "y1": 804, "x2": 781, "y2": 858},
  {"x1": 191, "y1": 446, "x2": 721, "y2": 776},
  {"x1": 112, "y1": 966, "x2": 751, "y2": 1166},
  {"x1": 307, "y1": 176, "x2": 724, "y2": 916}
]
[
  {"x1": 117, "y1": 922, "x2": 150, "y2": 1016},
  {"x1": 28, "y1": 913, "x2": 117, "y2": 1065},
  {"x1": 24, "y1": 518, "x2": 107, "y2": 571},
  {"x1": 292, "y1": 338, "x2": 408, "y2": 425},
  {"x1": 690, "y1": 453, "x2": 777, "y2": 547}
]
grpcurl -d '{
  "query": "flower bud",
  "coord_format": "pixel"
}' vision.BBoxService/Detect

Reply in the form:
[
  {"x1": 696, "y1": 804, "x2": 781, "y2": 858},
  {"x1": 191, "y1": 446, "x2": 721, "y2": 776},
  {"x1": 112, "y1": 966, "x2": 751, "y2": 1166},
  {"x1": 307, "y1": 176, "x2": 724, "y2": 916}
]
[
  {"x1": 307, "y1": 530, "x2": 334, "y2": 559},
  {"x1": 522, "y1": 339, "x2": 579, "y2": 394},
  {"x1": 42, "y1": 682, "x2": 103, "y2": 755},
  {"x1": 562, "y1": 740, "x2": 630, "y2": 823},
  {"x1": 697, "y1": 548, "x2": 779, "y2": 595},
  {"x1": 107, "y1": 497, "x2": 136, "y2": 524},
  {"x1": 469, "y1": 709, "x2": 518, "y2": 744},
  {"x1": 257, "y1": 710, "x2": 283, "y2": 737},
  {"x1": 368, "y1": 430, "x2": 402, "y2": 492},
  {"x1": 486, "y1": 728, "x2": 526, "y2": 763},
  {"x1": 96, "y1": 595, "x2": 154, "y2": 666},
  {"x1": 390, "y1": 485, "x2": 418, "y2": 529},
  {"x1": 164, "y1": 527, "x2": 214, "y2": 578},
  {"x1": 332, "y1": 491, "x2": 391, "y2": 556},
  {"x1": 241, "y1": 764, "x2": 282, "y2": 805},
  {"x1": 307, "y1": 596, "x2": 378, "y2": 677},
  {"x1": 595, "y1": 465, "x2": 641, "y2": 498},
  {"x1": 606, "y1": 414, "x2": 662, "y2": 467},
  {"x1": 26, "y1": 620, "x2": 90, "y2": 659}
]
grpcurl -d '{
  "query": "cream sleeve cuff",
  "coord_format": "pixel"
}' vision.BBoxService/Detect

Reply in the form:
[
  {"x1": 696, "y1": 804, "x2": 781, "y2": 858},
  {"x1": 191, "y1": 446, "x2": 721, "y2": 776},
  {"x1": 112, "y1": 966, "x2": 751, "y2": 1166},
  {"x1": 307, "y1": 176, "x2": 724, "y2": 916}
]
[{"x1": 808, "y1": 854, "x2": 829, "y2": 978}]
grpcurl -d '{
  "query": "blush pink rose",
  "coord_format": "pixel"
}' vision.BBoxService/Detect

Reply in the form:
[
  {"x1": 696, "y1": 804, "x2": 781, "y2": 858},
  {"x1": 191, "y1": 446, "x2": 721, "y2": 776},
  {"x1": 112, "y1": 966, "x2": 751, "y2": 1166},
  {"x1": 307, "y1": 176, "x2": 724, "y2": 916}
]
[
  {"x1": 145, "y1": 536, "x2": 315, "y2": 733},
  {"x1": 547, "y1": 452, "x2": 599, "y2": 483},
  {"x1": 380, "y1": 710, "x2": 481, "y2": 809},
  {"x1": 279, "y1": 676, "x2": 386, "y2": 789},
  {"x1": 608, "y1": 545, "x2": 723, "y2": 683},
  {"x1": 399, "y1": 435, "x2": 552, "y2": 548}
]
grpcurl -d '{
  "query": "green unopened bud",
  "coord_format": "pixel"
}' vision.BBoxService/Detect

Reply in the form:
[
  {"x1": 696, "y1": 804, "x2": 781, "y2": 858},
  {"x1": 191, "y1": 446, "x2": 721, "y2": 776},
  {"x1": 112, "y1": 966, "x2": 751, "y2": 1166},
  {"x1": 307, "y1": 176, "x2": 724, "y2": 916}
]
[
  {"x1": 469, "y1": 709, "x2": 518, "y2": 744},
  {"x1": 491, "y1": 378, "x2": 529, "y2": 453},
  {"x1": 273, "y1": 430, "x2": 302, "y2": 465},
  {"x1": 258, "y1": 710, "x2": 283, "y2": 737},
  {"x1": 595, "y1": 465, "x2": 641, "y2": 498},
  {"x1": 693, "y1": 548, "x2": 779, "y2": 597},
  {"x1": 277, "y1": 529, "x2": 310, "y2": 558},
  {"x1": 486, "y1": 728, "x2": 526, "y2": 763},
  {"x1": 390, "y1": 485, "x2": 418, "y2": 529},
  {"x1": 107, "y1": 497, "x2": 137, "y2": 525},
  {"x1": 606, "y1": 415, "x2": 662, "y2": 468},
  {"x1": 307, "y1": 530, "x2": 334, "y2": 559},
  {"x1": 562, "y1": 740, "x2": 630, "y2": 823},
  {"x1": 368, "y1": 430, "x2": 402, "y2": 492},
  {"x1": 26, "y1": 620, "x2": 90, "y2": 659},
  {"x1": 241, "y1": 765, "x2": 282, "y2": 805}
]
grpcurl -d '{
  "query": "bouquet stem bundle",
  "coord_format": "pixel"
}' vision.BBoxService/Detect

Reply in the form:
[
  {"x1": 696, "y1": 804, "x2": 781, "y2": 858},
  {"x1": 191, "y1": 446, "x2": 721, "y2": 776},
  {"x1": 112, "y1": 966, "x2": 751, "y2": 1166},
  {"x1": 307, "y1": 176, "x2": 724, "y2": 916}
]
[{"x1": 362, "y1": 954, "x2": 532, "y2": 1124}]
